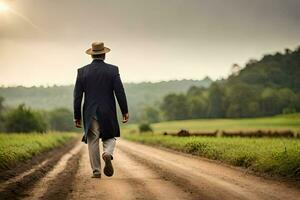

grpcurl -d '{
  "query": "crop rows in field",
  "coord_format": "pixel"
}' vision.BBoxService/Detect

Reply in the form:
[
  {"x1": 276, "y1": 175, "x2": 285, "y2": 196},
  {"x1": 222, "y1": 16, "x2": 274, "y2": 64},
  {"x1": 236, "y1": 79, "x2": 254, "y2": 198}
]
[{"x1": 0, "y1": 132, "x2": 78, "y2": 170}]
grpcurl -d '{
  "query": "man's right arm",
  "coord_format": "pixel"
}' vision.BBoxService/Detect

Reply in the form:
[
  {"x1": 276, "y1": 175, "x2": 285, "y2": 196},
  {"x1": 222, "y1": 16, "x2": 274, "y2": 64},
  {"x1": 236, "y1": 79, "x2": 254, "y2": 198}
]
[{"x1": 73, "y1": 69, "x2": 84, "y2": 127}]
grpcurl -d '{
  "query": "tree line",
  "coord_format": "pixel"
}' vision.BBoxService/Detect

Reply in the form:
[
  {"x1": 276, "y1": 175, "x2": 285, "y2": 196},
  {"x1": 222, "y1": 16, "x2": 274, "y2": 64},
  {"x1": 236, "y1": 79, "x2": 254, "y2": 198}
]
[
  {"x1": 140, "y1": 46, "x2": 300, "y2": 122},
  {"x1": 0, "y1": 96, "x2": 76, "y2": 133},
  {"x1": 0, "y1": 79, "x2": 212, "y2": 123}
]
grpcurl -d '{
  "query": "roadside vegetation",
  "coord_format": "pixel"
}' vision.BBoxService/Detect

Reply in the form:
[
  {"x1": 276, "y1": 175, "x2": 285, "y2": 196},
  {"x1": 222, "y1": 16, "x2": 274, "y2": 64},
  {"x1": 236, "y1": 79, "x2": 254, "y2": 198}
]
[
  {"x1": 0, "y1": 97, "x2": 77, "y2": 133},
  {"x1": 0, "y1": 96, "x2": 80, "y2": 171},
  {"x1": 0, "y1": 132, "x2": 78, "y2": 170},
  {"x1": 123, "y1": 133, "x2": 300, "y2": 178},
  {"x1": 122, "y1": 114, "x2": 300, "y2": 178}
]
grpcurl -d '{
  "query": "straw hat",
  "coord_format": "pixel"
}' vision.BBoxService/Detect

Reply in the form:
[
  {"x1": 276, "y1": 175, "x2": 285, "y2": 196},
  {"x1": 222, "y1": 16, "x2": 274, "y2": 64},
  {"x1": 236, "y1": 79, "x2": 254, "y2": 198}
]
[{"x1": 85, "y1": 42, "x2": 111, "y2": 55}]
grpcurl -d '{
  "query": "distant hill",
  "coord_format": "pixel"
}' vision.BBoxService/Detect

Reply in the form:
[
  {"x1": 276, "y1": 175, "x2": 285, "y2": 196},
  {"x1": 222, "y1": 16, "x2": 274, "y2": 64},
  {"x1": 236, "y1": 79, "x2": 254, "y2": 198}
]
[
  {"x1": 157, "y1": 46, "x2": 300, "y2": 121},
  {"x1": 227, "y1": 47, "x2": 300, "y2": 92},
  {"x1": 0, "y1": 78, "x2": 212, "y2": 121}
]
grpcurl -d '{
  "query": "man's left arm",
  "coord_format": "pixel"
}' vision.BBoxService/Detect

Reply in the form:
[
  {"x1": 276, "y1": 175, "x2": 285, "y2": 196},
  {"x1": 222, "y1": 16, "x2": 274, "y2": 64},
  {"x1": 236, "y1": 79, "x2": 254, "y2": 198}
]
[
  {"x1": 73, "y1": 69, "x2": 84, "y2": 128},
  {"x1": 113, "y1": 67, "x2": 129, "y2": 123}
]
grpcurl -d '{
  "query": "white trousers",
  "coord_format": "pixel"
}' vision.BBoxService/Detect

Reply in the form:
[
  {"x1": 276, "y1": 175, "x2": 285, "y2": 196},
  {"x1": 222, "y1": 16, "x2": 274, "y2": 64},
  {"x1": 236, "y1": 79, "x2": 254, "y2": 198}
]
[{"x1": 87, "y1": 116, "x2": 116, "y2": 175}]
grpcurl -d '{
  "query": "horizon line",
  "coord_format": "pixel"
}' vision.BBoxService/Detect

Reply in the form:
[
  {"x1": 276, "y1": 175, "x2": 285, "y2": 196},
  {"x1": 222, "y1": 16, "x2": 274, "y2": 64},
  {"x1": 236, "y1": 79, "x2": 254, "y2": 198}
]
[{"x1": 0, "y1": 76, "x2": 215, "y2": 88}]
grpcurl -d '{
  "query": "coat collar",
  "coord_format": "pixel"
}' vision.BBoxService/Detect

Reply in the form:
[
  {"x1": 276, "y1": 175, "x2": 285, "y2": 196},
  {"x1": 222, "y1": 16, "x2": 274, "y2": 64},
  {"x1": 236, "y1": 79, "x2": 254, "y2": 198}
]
[{"x1": 91, "y1": 59, "x2": 104, "y2": 64}]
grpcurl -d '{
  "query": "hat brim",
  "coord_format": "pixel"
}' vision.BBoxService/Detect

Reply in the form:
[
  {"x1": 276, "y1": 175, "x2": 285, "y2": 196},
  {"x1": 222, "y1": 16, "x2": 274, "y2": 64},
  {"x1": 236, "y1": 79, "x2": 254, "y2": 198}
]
[{"x1": 85, "y1": 47, "x2": 111, "y2": 55}]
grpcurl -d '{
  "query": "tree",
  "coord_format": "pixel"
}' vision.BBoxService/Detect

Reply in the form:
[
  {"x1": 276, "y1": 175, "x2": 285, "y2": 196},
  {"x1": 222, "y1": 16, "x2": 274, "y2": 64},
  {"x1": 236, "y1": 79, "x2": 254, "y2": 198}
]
[
  {"x1": 186, "y1": 86, "x2": 209, "y2": 118},
  {"x1": 230, "y1": 63, "x2": 241, "y2": 76},
  {"x1": 188, "y1": 95, "x2": 207, "y2": 118},
  {"x1": 5, "y1": 104, "x2": 47, "y2": 133},
  {"x1": 0, "y1": 96, "x2": 4, "y2": 113},
  {"x1": 49, "y1": 108, "x2": 75, "y2": 131},
  {"x1": 187, "y1": 86, "x2": 206, "y2": 96},
  {"x1": 260, "y1": 88, "x2": 279, "y2": 116},
  {"x1": 225, "y1": 83, "x2": 259, "y2": 118},
  {"x1": 277, "y1": 88, "x2": 298, "y2": 113},
  {"x1": 160, "y1": 94, "x2": 189, "y2": 120},
  {"x1": 141, "y1": 106, "x2": 161, "y2": 123},
  {"x1": 207, "y1": 83, "x2": 225, "y2": 118},
  {"x1": 0, "y1": 96, "x2": 5, "y2": 131}
]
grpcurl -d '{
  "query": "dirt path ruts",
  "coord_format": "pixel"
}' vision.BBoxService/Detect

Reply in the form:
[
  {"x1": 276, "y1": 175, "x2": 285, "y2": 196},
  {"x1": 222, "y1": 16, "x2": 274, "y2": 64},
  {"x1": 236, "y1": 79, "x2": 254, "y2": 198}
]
[
  {"x1": 0, "y1": 137, "x2": 79, "y2": 183},
  {"x1": 0, "y1": 138, "x2": 80, "y2": 200},
  {"x1": 2, "y1": 138, "x2": 300, "y2": 200},
  {"x1": 23, "y1": 142, "x2": 83, "y2": 200}
]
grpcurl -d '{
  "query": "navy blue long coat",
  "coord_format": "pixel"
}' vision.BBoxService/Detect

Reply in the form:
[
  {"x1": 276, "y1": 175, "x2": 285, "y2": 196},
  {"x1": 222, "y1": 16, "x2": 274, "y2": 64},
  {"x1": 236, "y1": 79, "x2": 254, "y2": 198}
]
[{"x1": 73, "y1": 59, "x2": 128, "y2": 143}]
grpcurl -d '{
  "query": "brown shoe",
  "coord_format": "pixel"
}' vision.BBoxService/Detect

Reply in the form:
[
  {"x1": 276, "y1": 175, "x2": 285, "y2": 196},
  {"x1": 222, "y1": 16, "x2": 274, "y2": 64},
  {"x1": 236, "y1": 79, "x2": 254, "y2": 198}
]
[
  {"x1": 102, "y1": 153, "x2": 114, "y2": 177},
  {"x1": 91, "y1": 173, "x2": 101, "y2": 178}
]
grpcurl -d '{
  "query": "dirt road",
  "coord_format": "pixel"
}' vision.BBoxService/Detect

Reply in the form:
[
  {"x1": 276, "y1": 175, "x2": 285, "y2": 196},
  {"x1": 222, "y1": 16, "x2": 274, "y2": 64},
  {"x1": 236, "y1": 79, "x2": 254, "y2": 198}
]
[{"x1": 1, "y1": 138, "x2": 300, "y2": 200}]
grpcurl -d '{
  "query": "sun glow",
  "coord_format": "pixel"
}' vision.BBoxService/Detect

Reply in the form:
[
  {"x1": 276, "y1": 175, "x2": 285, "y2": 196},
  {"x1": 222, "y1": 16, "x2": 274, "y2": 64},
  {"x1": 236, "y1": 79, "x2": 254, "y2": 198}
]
[
  {"x1": 0, "y1": 1, "x2": 9, "y2": 12},
  {"x1": 0, "y1": 1, "x2": 44, "y2": 33}
]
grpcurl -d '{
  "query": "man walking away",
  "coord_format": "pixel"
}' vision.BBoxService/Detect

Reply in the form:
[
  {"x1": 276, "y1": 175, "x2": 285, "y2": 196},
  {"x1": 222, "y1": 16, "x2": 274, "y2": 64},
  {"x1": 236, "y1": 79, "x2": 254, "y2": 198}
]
[{"x1": 73, "y1": 42, "x2": 129, "y2": 178}]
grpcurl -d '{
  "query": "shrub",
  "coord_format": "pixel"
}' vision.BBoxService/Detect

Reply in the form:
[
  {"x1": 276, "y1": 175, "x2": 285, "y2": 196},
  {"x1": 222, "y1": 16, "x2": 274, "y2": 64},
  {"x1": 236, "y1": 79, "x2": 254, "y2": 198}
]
[
  {"x1": 4, "y1": 104, "x2": 47, "y2": 133},
  {"x1": 138, "y1": 123, "x2": 153, "y2": 133},
  {"x1": 49, "y1": 108, "x2": 75, "y2": 131},
  {"x1": 282, "y1": 107, "x2": 296, "y2": 114}
]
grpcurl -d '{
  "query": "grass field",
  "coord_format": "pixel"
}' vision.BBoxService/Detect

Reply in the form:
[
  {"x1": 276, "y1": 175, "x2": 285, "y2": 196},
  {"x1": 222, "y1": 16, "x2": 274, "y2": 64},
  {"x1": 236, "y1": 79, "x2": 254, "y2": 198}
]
[
  {"x1": 0, "y1": 132, "x2": 78, "y2": 170},
  {"x1": 125, "y1": 113, "x2": 300, "y2": 133},
  {"x1": 122, "y1": 114, "x2": 300, "y2": 178}
]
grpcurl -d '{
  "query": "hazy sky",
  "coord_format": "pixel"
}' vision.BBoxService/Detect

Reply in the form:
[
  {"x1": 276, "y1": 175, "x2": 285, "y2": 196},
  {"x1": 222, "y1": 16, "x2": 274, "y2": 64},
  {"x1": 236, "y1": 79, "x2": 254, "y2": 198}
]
[{"x1": 0, "y1": 0, "x2": 299, "y2": 86}]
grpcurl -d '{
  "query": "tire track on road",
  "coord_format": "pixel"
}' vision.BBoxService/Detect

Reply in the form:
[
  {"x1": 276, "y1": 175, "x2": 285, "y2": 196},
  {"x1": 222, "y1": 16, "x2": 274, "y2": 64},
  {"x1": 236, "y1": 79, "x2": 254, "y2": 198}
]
[
  {"x1": 114, "y1": 148, "x2": 195, "y2": 200},
  {"x1": 40, "y1": 149, "x2": 82, "y2": 200},
  {"x1": 22, "y1": 141, "x2": 83, "y2": 200}
]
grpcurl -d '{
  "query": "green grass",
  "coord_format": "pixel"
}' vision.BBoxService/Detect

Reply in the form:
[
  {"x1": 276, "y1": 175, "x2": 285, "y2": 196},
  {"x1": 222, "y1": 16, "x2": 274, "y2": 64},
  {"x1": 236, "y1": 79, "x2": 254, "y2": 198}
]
[
  {"x1": 122, "y1": 114, "x2": 300, "y2": 178},
  {"x1": 123, "y1": 133, "x2": 300, "y2": 178},
  {"x1": 127, "y1": 113, "x2": 300, "y2": 133},
  {"x1": 0, "y1": 132, "x2": 78, "y2": 170}
]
